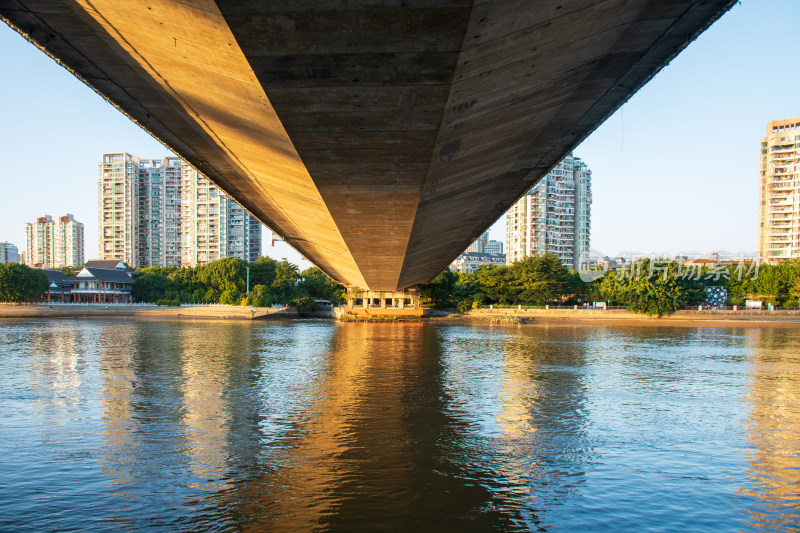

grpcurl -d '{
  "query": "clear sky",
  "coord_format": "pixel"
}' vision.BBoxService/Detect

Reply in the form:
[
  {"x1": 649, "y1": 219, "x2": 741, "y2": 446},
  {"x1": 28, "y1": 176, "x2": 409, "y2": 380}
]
[{"x1": 1, "y1": 0, "x2": 798, "y2": 267}]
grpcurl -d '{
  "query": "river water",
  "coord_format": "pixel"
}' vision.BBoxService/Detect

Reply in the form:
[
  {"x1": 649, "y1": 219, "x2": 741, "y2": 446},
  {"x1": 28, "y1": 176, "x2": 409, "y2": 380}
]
[{"x1": 1, "y1": 319, "x2": 798, "y2": 531}]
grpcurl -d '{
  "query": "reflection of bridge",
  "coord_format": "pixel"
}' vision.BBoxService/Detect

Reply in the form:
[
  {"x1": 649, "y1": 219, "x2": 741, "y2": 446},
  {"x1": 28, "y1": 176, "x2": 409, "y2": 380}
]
[{"x1": 2, "y1": 1, "x2": 734, "y2": 292}]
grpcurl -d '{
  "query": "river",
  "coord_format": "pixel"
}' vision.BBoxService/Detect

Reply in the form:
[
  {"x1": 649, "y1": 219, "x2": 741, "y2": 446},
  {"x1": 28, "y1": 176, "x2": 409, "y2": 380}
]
[{"x1": 1, "y1": 319, "x2": 798, "y2": 531}]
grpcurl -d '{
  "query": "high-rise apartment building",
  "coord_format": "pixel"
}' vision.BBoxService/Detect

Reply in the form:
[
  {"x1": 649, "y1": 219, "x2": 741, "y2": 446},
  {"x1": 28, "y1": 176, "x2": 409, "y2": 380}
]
[
  {"x1": 505, "y1": 154, "x2": 591, "y2": 269},
  {"x1": 138, "y1": 157, "x2": 182, "y2": 267},
  {"x1": 99, "y1": 153, "x2": 140, "y2": 266},
  {"x1": 758, "y1": 116, "x2": 800, "y2": 264},
  {"x1": 25, "y1": 214, "x2": 84, "y2": 268},
  {"x1": 0, "y1": 242, "x2": 20, "y2": 263},
  {"x1": 99, "y1": 153, "x2": 261, "y2": 268},
  {"x1": 181, "y1": 166, "x2": 261, "y2": 266},
  {"x1": 54, "y1": 214, "x2": 85, "y2": 268}
]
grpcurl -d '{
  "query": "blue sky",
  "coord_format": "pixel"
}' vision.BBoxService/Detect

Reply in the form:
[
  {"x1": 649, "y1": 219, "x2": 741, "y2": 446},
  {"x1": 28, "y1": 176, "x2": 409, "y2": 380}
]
[{"x1": 1, "y1": 1, "x2": 798, "y2": 267}]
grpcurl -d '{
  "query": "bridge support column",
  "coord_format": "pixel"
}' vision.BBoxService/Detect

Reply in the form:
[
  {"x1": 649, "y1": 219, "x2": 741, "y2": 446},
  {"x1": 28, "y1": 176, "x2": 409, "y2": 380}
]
[{"x1": 345, "y1": 287, "x2": 421, "y2": 311}]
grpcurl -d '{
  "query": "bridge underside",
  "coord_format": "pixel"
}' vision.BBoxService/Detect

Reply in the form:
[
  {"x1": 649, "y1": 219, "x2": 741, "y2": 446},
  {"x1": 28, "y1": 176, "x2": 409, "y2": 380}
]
[{"x1": 1, "y1": 0, "x2": 734, "y2": 290}]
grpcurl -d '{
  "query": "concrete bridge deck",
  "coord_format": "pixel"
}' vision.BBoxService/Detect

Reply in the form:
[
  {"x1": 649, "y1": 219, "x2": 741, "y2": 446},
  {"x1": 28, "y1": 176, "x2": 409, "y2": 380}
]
[{"x1": 1, "y1": 1, "x2": 735, "y2": 290}]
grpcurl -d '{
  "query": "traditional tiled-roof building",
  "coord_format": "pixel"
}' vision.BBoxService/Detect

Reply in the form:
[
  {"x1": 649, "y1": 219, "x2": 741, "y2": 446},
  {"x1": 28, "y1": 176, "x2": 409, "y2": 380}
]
[{"x1": 71, "y1": 267, "x2": 135, "y2": 303}]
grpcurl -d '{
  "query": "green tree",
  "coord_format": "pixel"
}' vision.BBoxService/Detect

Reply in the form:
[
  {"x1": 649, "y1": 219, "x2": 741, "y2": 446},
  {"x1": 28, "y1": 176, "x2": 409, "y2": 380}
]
[
  {"x1": 250, "y1": 256, "x2": 278, "y2": 288},
  {"x1": 219, "y1": 289, "x2": 242, "y2": 305},
  {"x1": 421, "y1": 269, "x2": 456, "y2": 308},
  {"x1": 511, "y1": 253, "x2": 570, "y2": 304},
  {"x1": 199, "y1": 257, "x2": 247, "y2": 293},
  {"x1": 271, "y1": 259, "x2": 300, "y2": 303},
  {"x1": 298, "y1": 266, "x2": 345, "y2": 303},
  {"x1": 474, "y1": 264, "x2": 516, "y2": 304},
  {"x1": 0, "y1": 263, "x2": 48, "y2": 302},
  {"x1": 131, "y1": 272, "x2": 169, "y2": 302},
  {"x1": 590, "y1": 259, "x2": 705, "y2": 316},
  {"x1": 292, "y1": 295, "x2": 318, "y2": 314}
]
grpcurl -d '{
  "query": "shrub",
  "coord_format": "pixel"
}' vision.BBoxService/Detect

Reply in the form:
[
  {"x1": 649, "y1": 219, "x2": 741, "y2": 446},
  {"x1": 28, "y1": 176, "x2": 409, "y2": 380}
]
[
  {"x1": 156, "y1": 299, "x2": 181, "y2": 306},
  {"x1": 251, "y1": 295, "x2": 271, "y2": 308},
  {"x1": 456, "y1": 299, "x2": 471, "y2": 314},
  {"x1": 292, "y1": 295, "x2": 317, "y2": 314},
  {"x1": 219, "y1": 289, "x2": 241, "y2": 305}
]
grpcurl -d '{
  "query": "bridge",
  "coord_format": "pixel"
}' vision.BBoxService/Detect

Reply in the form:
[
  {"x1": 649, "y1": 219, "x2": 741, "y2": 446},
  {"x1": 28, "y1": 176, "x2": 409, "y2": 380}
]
[{"x1": 1, "y1": 0, "x2": 735, "y2": 293}]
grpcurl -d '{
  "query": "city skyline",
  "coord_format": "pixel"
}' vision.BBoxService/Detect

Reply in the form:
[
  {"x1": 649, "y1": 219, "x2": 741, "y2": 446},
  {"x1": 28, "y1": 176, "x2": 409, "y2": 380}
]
[
  {"x1": 1, "y1": 1, "x2": 799, "y2": 271},
  {"x1": 98, "y1": 152, "x2": 261, "y2": 269}
]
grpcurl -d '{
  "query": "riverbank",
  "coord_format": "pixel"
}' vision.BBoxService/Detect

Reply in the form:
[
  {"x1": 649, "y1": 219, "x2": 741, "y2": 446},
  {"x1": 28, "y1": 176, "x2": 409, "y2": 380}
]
[
  {"x1": 3, "y1": 304, "x2": 800, "y2": 328},
  {"x1": 0, "y1": 304, "x2": 299, "y2": 320},
  {"x1": 440, "y1": 308, "x2": 800, "y2": 328}
]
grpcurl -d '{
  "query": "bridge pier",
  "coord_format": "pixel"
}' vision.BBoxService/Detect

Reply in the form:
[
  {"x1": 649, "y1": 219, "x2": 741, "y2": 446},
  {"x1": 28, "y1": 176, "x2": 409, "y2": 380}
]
[{"x1": 340, "y1": 287, "x2": 426, "y2": 319}]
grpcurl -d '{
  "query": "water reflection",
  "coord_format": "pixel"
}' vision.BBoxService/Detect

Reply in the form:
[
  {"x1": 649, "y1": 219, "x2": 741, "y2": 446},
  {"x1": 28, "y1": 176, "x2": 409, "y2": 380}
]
[
  {"x1": 2, "y1": 319, "x2": 800, "y2": 531},
  {"x1": 217, "y1": 322, "x2": 526, "y2": 531},
  {"x1": 740, "y1": 328, "x2": 800, "y2": 531}
]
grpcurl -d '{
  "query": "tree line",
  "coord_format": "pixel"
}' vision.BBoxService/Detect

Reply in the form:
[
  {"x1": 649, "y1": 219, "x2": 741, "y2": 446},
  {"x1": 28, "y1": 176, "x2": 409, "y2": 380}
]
[
  {"x1": 0, "y1": 263, "x2": 48, "y2": 302},
  {"x1": 3, "y1": 253, "x2": 800, "y2": 315},
  {"x1": 132, "y1": 256, "x2": 345, "y2": 311},
  {"x1": 422, "y1": 254, "x2": 800, "y2": 315}
]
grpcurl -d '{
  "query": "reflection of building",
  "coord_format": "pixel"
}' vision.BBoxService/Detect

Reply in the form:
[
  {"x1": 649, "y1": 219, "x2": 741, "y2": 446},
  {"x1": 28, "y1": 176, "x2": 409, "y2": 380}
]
[
  {"x1": 758, "y1": 117, "x2": 800, "y2": 264},
  {"x1": 505, "y1": 154, "x2": 591, "y2": 269},
  {"x1": 741, "y1": 328, "x2": 800, "y2": 530},
  {"x1": 25, "y1": 214, "x2": 84, "y2": 268},
  {"x1": 0, "y1": 242, "x2": 19, "y2": 263},
  {"x1": 99, "y1": 153, "x2": 262, "y2": 268},
  {"x1": 450, "y1": 231, "x2": 506, "y2": 273}
]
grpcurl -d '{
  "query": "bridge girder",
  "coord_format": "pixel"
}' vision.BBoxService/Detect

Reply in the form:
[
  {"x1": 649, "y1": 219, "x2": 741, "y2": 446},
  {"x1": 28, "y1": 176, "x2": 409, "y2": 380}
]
[{"x1": 1, "y1": 0, "x2": 735, "y2": 290}]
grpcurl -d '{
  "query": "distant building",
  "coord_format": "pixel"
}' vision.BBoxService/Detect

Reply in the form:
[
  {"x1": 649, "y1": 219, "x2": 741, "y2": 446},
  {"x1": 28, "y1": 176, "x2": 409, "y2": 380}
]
[
  {"x1": 758, "y1": 116, "x2": 800, "y2": 264},
  {"x1": 24, "y1": 214, "x2": 84, "y2": 268},
  {"x1": 505, "y1": 154, "x2": 591, "y2": 269},
  {"x1": 181, "y1": 166, "x2": 261, "y2": 266},
  {"x1": 450, "y1": 231, "x2": 506, "y2": 273},
  {"x1": 450, "y1": 252, "x2": 506, "y2": 274},
  {"x1": 99, "y1": 153, "x2": 262, "y2": 268},
  {"x1": 0, "y1": 242, "x2": 19, "y2": 263},
  {"x1": 485, "y1": 239, "x2": 504, "y2": 255}
]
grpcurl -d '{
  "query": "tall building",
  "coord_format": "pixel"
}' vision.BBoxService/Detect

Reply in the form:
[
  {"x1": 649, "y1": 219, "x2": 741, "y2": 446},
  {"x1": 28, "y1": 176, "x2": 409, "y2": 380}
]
[
  {"x1": 505, "y1": 154, "x2": 591, "y2": 269},
  {"x1": 24, "y1": 214, "x2": 84, "y2": 268},
  {"x1": 758, "y1": 116, "x2": 800, "y2": 264},
  {"x1": 0, "y1": 242, "x2": 19, "y2": 263},
  {"x1": 138, "y1": 157, "x2": 182, "y2": 268},
  {"x1": 54, "y1": 214, "x2": 85, "y2": 268},
  {"x1": 181, "y1": 166, "x2": 261, "y2": 266},
  {"x1": 99, "y1": 153, "x2": 262, "y2": 268},
  {"x1": 463, "y1": 230, "x2": 504, "y2": 255},
  {"x1": 99, "y1": 153, "x2": 140, "y2": 267}
]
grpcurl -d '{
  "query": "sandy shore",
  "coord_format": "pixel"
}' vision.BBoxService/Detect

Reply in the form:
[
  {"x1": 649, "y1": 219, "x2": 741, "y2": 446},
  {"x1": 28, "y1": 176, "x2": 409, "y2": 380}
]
[
  {"x1": 2, "y1": 304, "x2": 799, "y2": 328},
  {"x1": 428, "y1": 309, "x2": 800, "y2": 329},
  {"x1": 0, "y1": 304, "x2": 298, "y2": 321}
]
